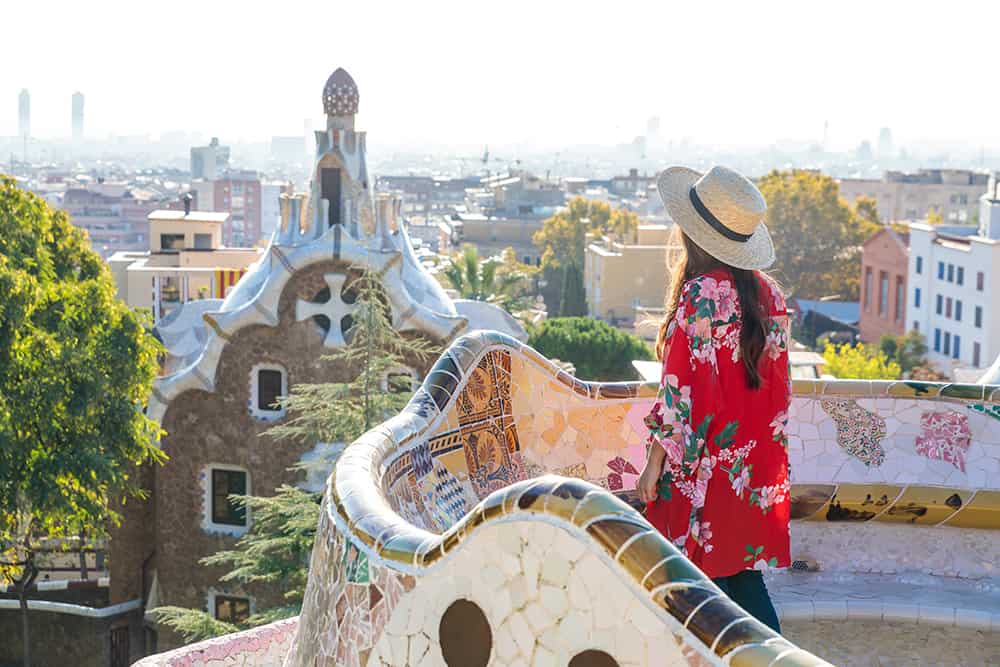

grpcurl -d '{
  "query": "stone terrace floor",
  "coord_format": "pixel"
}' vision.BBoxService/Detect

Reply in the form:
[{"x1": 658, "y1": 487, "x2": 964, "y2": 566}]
[{"x1": 768, "y1": 570, "x2": 1000, "y2": 630}]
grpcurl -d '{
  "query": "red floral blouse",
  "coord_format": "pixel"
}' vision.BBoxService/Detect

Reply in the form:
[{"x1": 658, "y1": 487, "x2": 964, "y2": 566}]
[{"x1": 645, "y1": 268, "x2": 791, "y2": 579}]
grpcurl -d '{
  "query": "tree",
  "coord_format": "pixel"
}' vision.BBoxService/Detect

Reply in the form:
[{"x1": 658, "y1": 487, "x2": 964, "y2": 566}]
[
  {"x1": 533, "y1": 198, "x2": 639, "y2": 312},
  {"x1": 153, "y1": 266, "x2": 440, "y2": 642},
  {"x1": 442, "y1": 244, "x2": 535, "y2": 312},
  {"x1": 558, "y1": 262, "x2": 587, "y2": 317},
  {"x1": 0, "y1": 176, "x2": 164, "y2": 667},
  {"x1": 528, "y1": 317, "x2": 653, "y2": 381},
  {"x1": 879, "y1": 330, "x2": 928, "y2": 374},
  {"x1": 927, "y1": 209, "x2": 944, "y2": 225},
  {"x1": 757, "y1": 170, "x2": 878, "y2": 301},
  {"x1": 854, "y1": 196, "x2": 881, "y2": 226},
  {"x1": 822, "y1": 342, "x2": 901, "y2": 380}
]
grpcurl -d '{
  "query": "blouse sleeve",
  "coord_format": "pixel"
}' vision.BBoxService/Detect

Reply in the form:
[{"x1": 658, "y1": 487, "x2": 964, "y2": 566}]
[
  {"x1": 645, "y1": 277, "x2": 724, "y2": 476},
  {"x1": 762, "y1": 276, "x2": 792, "y2": 445}
]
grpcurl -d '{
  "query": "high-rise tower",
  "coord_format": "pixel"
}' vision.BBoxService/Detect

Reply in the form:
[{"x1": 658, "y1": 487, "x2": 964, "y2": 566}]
[
  {"x1": 18, "y1": 89, "x2": 30, "y2": 138},
  {"x1": 72, "y1": 91, "x2": 85, "y2": 140}
]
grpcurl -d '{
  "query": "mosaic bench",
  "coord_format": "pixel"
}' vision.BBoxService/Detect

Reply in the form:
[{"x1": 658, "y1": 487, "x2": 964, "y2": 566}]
[
  {"x1": 148, "y1": 330, "x2": 1000, "y2": 666},
  {"x1": 286, "y1": 331, "x2": 840, "y2": 667}
]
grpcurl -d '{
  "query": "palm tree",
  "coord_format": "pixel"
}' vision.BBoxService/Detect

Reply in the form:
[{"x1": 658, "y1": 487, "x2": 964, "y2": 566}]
[{"x1": 442, "y1": 245, "x2": 533, "y2": 312}]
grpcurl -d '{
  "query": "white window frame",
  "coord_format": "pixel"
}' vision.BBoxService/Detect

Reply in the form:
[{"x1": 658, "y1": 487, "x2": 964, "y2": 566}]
[
  {"x1": 202, "y1": 464, "x2": 251, "y2": 536},
  {"x1": 249, "y1": 362, "x2": 287, "y2": 421},
  {"x1": 206, "y1": 588, "x2": 255, "y2": 623}
]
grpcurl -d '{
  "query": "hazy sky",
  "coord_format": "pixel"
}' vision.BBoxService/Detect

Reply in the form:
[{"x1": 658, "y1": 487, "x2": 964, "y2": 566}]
[{"x1": 5, "y1": 0, "x2": 1000, "y2": 151}]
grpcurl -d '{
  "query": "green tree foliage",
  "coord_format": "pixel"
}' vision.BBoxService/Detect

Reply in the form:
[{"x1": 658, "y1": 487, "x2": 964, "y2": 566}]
[
  {"x1": 0, "y1": 176, "x2": 164, "y2": 667},
  {"x1": 152, "y1": 607, "x2": 240, "y2": 645},
  {"x1": 558, "y1": 262, "x2": 587, "y2": 317},
  {"x1": 442, "y1": 244, "x2": 535, "y2": 311},
  {"x1": 822, "y1": 342, "x2": 902, "y2": 380},
  {"x1": 528, "y1": 317, "x2": 653, "y2": 381},
  {"x1": 154, "y1": 485, "x2": 319, "y2": 640},
  {"x1": 153, "y1": 267, "x2": 440, "y2": 643},
  {"x1": 533, "y1": 198, "x2": 639, "y2": 312},
  {"x1": 878, "y1": 330, "x2": 928, "y2": 374},
  {"x1": 757, "y1": 170, "x2": 878, "y2": 301},
  {"x1": 854, "y1": 196, "x2": 881, "y2": 226}
]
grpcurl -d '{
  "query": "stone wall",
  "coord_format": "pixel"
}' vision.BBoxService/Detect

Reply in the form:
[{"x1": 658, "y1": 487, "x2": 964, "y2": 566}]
[
  {"x1": 109, "y1": 461, "x2": 156, "y2": 604},
  {"x1": 0, "y1": 605, "x2": 143, "y2": 667},
  {"x1": 790, "y1": 521, "x2": 1000, "y2": 580}
]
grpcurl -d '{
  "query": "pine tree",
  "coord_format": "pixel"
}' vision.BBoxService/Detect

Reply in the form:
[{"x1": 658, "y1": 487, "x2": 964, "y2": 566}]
[
  {"x1": 154, "y1": 265, "x2": 440, "y2": 643},
  {"x1": 558, "y1": 261, "x2": 588, "y2": 317}
]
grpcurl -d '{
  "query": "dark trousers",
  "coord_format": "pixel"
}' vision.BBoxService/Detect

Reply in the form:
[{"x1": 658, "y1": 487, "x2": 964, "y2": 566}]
[{"x1": 712, "y1": 570, "x2": 781, "y2": 633}]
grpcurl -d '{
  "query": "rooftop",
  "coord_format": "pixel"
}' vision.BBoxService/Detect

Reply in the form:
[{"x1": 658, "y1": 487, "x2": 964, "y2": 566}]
[{"x1": 147, "y1": 209, "x2": 229, "y2": 223}]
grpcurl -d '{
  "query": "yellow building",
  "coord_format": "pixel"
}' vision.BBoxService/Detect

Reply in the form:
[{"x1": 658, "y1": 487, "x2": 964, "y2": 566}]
[
  {"x1": 108, "y1": 208, "x2": 264, "y2": 322},
  {"x1": 584, "y1": 224, "x2": 676, "y2": 322}
]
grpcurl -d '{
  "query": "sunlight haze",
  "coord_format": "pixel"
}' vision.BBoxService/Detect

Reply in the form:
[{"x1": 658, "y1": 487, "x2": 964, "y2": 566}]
[{"x1": 5, "y1": 0, "x2": 999, "y2": 151}]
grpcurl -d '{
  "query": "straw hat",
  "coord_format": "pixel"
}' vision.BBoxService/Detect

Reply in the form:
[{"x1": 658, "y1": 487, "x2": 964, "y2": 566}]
[{"x1": 657, "y1": 165, "x2": 774, "y2": 270}]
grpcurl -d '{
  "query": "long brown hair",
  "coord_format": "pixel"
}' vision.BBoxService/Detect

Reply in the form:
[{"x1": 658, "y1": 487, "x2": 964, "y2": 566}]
[{"x1": 655, "y1": 228, "x2": 770, "y2": 389}]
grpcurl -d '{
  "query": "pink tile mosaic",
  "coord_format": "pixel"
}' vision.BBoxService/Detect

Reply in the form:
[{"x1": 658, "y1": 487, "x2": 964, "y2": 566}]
[{"x1": 915, "y1": 411, "x2": 972, "y2": 472}]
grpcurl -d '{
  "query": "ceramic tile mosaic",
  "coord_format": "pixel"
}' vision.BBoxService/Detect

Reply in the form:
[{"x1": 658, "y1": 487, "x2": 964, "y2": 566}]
[
  {"x1": 915, "y1": 411, "x2": 972, "y2": 471},
  {"x1": 282, "y1": 507, "x2": 415, "y2": 667},
  {"x1": 153, "y1": 330, "x2": 1000, "y2": 665},
  {"x1": 364, "y1": 521, "x2": 700, "y2": 667},
  {"x1": 819, "y1": 398, "x2": 887, "y2": 467},
  {"x1": 133, "y1": 617, "x2": 298, "y2": 666},
  {"x1": 787, "y1": 395, "x2": 1000, "y2": 494}
]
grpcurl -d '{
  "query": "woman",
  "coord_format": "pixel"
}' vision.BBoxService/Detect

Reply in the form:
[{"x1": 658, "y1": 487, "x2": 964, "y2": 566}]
[{"x1": 637, "y1": 165, "x2": 790, "y2": 633}]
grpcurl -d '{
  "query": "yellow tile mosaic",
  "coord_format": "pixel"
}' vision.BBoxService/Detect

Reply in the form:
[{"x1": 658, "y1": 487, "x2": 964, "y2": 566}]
[
  {"x1": 942, "y1": 489, "x2": 1000, "y2": 529},
  {"x1": 821, "y1": 484, "x2": 902, "y2": 522},
  {"x1": 873, "y1": 486, "x2": 971, "y2": 526}
]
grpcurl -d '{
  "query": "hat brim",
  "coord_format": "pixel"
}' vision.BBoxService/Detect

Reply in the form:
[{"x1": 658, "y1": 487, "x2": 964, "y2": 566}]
[{"x1": 657, "y1": 167, "x2": 775, "y2": 270}]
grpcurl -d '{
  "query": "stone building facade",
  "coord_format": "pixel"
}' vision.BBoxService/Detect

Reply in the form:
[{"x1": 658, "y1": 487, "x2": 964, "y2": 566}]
[{"x1": 108, "y1": 68, "x2": 526, "y2": 656}]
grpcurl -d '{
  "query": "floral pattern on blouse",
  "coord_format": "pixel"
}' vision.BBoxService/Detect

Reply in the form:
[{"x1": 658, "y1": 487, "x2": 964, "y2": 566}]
[{"x1": 645, "y1": 269, "x2": 792, "y2": 579}]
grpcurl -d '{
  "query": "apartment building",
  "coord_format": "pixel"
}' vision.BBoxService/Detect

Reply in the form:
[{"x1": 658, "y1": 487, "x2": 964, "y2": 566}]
[
  {"x1": 906, "y1": 185, "x2": 1000, "y2": 376},
  {"x1": 191, "y1": 170, "x2": 263, "y2": 246},
  {"x1": 839, "y1": 169, "x2": 989, "y2": 224},
  {"x1": 584, "y1": 224, "x2": 675, "y2": 322},
  {"x1": 107, "y1": 203, "x2": 262, "y2": 323},
  {"x1": 62, "y1": 184, "x2": 160, "y2": 258},
  {"x1": 859, "y1": 228, "x2": 909, "y2": 342}
]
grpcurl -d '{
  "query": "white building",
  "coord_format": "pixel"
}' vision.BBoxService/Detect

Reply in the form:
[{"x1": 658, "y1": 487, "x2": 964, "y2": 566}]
[
  {"x1": 190, "y1": 137, "x2": 230, "y2": 180},
  {"x1": 907, "y1": 182, "x2": 1000, "y2": 378},
  {"x1": 260, "y1": 182, "x2": 284, "y2": 239}
]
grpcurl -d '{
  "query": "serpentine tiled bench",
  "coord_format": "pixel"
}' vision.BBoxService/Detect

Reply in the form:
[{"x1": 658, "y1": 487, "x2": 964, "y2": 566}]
[
  {"x1": 287, "y1": 331, "x2": 840, "y2": 667},
  {"x1": 147, "y1": 330, "x2": 1000, "y2": 666}
]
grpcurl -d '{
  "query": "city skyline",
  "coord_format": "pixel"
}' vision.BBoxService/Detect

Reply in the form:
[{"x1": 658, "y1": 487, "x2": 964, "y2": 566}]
[{"x1": 6, "y1": 0, "x2": 1000, "y2": 153}]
